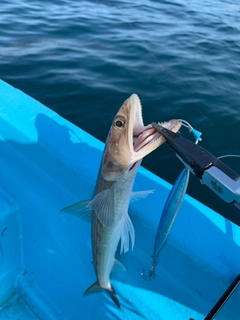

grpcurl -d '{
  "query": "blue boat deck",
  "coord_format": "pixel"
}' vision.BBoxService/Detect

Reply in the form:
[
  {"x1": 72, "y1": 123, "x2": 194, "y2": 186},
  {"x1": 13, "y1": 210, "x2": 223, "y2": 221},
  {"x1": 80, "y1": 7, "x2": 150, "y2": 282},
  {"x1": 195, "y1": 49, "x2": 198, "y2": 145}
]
[{"x1": 0, "y1": 80, "x2": 239, "y2": 319}]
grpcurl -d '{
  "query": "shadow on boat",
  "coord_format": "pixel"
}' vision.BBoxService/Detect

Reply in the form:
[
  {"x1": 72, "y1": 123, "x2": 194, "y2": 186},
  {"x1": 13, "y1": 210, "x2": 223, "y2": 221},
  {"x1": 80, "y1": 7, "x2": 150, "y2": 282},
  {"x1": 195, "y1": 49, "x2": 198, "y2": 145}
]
[{"x1": 0, "y1": 112, "x2": 239, "y2": 320}]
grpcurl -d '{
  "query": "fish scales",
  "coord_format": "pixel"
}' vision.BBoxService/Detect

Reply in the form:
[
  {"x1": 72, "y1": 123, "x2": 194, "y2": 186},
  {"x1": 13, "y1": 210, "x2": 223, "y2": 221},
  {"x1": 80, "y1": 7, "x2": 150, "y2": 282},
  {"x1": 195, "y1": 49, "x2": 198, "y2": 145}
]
[{"x1": 61, "y1": 94, "x2": 182, "y2": 307}]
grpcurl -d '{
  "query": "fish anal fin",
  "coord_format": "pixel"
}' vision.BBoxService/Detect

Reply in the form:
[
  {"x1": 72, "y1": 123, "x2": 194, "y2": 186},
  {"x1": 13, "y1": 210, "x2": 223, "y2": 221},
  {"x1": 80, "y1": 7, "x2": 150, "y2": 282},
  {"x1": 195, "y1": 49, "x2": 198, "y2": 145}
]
[
  {"x1": 61, "y1": 200, "x2": 92, "y2": 223},
  {"x1": 119, "y1": 213, "x2": 135, "y2": 254},
  {"x1": 111, "y1": 259, "x2": 126, "y2": 273}
]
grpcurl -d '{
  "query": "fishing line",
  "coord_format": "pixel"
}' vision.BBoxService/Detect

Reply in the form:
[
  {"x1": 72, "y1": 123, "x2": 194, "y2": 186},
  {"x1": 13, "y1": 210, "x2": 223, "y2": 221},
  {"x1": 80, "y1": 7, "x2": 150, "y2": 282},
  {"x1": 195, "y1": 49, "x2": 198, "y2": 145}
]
[
  {"x1": 218, "y1": 154, "x2": 240, "y2": 160},
  {"x1": 179, "y1": 119, "x2": 202, "y2": 143}
]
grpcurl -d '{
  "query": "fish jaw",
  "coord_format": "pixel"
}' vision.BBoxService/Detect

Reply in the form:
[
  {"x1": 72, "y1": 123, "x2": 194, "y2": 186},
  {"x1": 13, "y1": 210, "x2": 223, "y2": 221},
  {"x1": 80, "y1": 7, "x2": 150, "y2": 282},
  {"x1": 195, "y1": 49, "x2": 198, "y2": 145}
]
[
  {"x1": 102, "y1": 93, "x2": 182, "y2": 181},
  {"x1": 130, "y1": 119, "x2": 182, "y2": 164}
]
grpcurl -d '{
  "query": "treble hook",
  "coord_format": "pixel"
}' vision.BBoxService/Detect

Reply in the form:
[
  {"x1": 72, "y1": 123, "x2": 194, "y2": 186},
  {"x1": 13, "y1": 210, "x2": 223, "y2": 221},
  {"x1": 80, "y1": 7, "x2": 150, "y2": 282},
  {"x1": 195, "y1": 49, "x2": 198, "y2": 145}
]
[{"x1": 141, "y1": 255, "x2": 157, "y2": 281}]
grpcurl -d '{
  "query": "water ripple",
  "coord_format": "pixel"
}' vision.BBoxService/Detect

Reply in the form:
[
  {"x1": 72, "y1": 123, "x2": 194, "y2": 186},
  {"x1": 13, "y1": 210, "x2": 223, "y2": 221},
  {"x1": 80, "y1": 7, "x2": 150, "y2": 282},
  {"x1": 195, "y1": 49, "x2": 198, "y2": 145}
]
[{"x1": 0, "y1": 0, "x2": 240, "y2": 215}]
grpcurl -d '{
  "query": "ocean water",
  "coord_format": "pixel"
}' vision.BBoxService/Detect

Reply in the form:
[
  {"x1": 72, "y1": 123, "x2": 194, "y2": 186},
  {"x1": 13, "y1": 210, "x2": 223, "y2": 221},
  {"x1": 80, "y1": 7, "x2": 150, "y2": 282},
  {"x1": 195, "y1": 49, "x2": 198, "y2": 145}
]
[{"x1": 0, "y1": 0, "x2": 240, "y2": 219}]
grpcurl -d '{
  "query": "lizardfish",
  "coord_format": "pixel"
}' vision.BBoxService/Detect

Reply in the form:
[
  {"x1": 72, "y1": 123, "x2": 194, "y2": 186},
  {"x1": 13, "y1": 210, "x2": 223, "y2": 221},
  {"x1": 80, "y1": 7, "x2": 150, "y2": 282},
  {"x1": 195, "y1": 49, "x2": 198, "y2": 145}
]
[
  {"x1": 142, "y1": 167, "x2": 189, "y2": 280},
  {"x1": 62, "y1": 94, "x2": 182, "y2": 308}
]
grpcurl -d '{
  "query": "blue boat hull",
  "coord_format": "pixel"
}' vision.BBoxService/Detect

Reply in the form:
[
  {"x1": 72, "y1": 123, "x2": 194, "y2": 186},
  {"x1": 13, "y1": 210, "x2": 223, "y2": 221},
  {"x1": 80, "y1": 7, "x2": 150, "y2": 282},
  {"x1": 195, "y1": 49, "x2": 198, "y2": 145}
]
[{"x1": 0, "y1": 80, "x2": 239, "y2": 319}]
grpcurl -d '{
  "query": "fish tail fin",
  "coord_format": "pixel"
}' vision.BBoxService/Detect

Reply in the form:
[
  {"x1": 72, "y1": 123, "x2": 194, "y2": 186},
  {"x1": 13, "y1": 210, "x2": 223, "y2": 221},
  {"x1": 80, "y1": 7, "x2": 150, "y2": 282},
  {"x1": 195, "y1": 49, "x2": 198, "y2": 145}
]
[
  {"x1": 106, "y1": 285, "x2": 120, "y2": 309},
  {"x1": 84, "y1": 281, "x2": 120, "y2": 308},
  {"x1": 84, "y1": 281, "x2": 103, "y2": 296}
]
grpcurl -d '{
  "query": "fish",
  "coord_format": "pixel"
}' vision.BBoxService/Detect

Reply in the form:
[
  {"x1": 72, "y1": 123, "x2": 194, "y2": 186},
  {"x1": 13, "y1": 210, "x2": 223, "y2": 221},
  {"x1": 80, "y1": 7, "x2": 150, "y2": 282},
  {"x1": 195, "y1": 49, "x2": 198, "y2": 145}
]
[
  {"x1": 141, "y1": 167, "x2": 189, "y2": 281},
  {"x1": 61, "y1": 93, "x2": 182, "y2": 308}
]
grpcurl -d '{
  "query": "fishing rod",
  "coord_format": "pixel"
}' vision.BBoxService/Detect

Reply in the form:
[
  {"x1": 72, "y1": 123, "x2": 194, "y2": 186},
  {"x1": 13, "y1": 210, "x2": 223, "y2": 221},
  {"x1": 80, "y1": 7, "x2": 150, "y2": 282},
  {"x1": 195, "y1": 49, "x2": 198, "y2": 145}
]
[{"x1": 188, "y1": 273, "x2": 240, "y2": 320}]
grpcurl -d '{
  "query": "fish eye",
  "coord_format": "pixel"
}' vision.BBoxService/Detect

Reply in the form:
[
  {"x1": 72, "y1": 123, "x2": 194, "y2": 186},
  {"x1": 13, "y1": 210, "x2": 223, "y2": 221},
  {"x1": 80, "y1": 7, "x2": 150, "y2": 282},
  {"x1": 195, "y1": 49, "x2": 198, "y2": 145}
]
[
  {"x1": 116, "y1": 120, "x2": 123, "y2": 128},
  {"x1": 113, "y1": 117, "x2": 125, "y2": 129}
]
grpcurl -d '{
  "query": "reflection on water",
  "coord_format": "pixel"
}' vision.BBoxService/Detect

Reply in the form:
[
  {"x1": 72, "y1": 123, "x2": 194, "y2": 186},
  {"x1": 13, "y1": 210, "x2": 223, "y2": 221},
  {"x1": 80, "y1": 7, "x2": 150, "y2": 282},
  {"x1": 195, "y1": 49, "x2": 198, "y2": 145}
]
[{"x1": 0, "y1": 0, "x2": 240, "y2": 217}]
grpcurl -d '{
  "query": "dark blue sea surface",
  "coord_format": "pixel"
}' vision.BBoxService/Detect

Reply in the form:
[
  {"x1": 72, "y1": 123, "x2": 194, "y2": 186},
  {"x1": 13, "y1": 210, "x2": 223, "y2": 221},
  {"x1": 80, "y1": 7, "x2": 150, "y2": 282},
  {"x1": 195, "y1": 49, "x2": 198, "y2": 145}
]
[{"x1": 0, "y1": 0, "x2": 240, "y2": 218}]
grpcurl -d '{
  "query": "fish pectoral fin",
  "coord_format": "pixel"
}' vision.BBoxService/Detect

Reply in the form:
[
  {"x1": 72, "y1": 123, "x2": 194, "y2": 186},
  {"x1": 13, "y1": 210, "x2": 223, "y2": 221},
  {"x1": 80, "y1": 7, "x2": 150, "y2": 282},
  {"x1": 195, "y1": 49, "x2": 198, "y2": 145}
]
[
  {"x1": 84, "y1": 282, "x2": 120, "y2": 309},
  {"x1": 119, "y1": 213, "x2": 135, "y2": 254},
  {"x1": 130, "y1": 190, "x2": 154, "y2": 203},
  {"x1": 88, "y1": 188, "x2": 114, "y2": 227},
  {"x1": 61, "y1": 200, "x2": 92, "y2": 223},
  {"x1": 111, "y1": 259, "x2": 126, "y2": 273}
]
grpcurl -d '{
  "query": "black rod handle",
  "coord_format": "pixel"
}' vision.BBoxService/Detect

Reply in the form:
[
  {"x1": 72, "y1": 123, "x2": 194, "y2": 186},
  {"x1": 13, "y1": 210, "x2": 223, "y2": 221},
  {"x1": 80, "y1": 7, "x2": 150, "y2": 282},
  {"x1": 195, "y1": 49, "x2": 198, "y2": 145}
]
[{"x1": 204, "y1": 273, "x2": 240, "y2": 320}]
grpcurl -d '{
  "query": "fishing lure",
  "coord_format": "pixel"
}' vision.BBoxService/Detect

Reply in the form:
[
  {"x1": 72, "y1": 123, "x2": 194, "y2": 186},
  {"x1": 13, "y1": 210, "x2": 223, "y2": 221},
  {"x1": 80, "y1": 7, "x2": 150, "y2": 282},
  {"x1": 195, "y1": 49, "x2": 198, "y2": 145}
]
[
  {"x1": 141, "y1": 168, "x2": 190, "y2": 280},
  {"x1": 141, "y1": 121, "x2": 201, "y2": 280}
]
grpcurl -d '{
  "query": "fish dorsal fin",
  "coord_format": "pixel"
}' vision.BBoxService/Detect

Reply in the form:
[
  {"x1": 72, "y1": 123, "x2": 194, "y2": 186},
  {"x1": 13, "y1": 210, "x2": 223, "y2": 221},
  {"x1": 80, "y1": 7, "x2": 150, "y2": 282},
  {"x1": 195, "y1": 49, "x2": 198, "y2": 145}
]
[
  {"x1": 119, "y1": 213, "x2": 135, "y2": 254},
  {"x1": 89, "y1": 188, "x2": 115, "y2": 227},
  {"x1": 130, "y1": 190, "x2": 154, "y2": 203},
  {"x1": 61, "y1": 200, "x2": 92, "y2": 223},
  {"x1": 111, "y1": 259, "x2": 126, "y2": 273}
]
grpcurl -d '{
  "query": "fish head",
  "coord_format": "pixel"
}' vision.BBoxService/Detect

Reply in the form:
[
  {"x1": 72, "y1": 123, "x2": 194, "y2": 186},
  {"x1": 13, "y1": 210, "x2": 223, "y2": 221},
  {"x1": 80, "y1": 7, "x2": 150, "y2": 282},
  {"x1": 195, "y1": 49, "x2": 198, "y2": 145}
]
[{"x1": 102, "y1": 94, "x2": 181, "y2": 181}]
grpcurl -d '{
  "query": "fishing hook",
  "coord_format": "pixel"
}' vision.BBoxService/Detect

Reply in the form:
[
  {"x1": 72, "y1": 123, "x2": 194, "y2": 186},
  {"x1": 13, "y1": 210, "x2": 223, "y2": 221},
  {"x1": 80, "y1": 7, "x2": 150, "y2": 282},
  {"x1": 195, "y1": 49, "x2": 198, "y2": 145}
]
[{"x1": 141, "y1": 255, "x2": 157, "y2": 281}]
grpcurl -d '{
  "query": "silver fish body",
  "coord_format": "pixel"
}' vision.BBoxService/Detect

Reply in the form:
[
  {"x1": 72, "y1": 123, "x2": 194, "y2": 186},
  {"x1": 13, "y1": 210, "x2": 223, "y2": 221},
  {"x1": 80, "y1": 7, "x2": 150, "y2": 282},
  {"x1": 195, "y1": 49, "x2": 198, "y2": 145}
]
[
  {"x1": 87, "y1": 161, "x2": 141, "y2": 307},
  {"x1": 62, "y1": 94, "x2": 182, "y2": 307}
]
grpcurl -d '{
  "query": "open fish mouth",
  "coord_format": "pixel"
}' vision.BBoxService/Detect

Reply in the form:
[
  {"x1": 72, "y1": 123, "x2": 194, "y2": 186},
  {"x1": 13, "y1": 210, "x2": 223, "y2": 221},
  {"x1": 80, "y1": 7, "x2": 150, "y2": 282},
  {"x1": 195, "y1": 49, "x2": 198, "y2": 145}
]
[
  {"x1": 125, "y1": 94, "x2": 181, "y2": 162},
  {"x1": 102, "y1": 93, "x2": 182, "y2": 179},
  {"x1": 129, "y1": 126, "x2": 159, "y2": 171},
  {"x1": 131, "y1": 120, "x2": 181, "y2": 164},
  {"x1": 133, "y1": 125, "x2": 159, "y2": 152}
]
